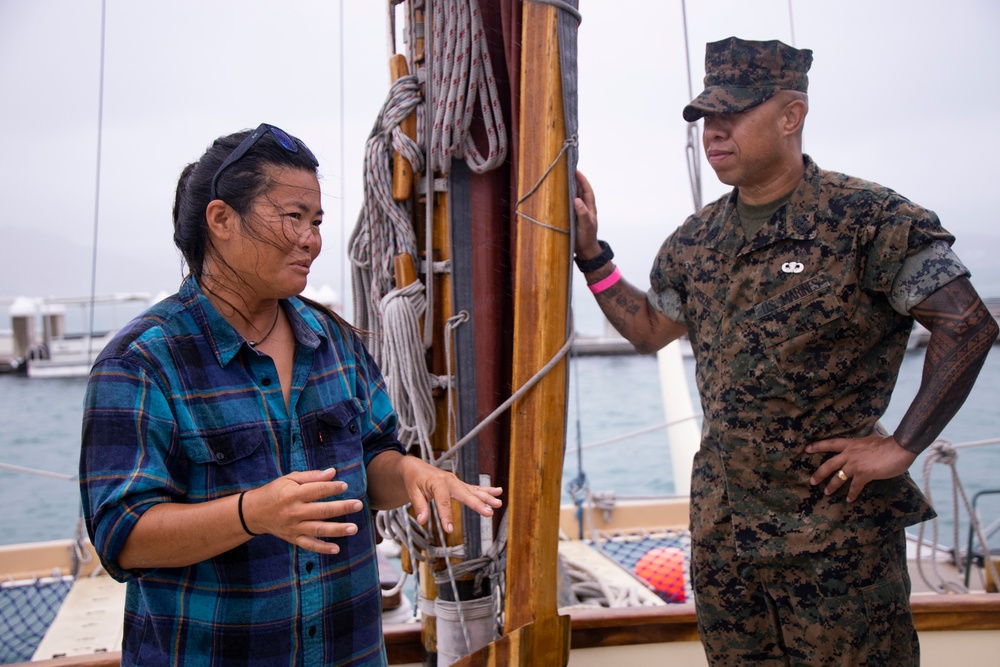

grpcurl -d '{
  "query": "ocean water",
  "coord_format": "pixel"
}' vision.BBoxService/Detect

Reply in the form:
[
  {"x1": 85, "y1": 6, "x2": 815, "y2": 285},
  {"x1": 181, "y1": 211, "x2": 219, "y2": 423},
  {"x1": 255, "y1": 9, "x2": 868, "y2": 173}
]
[{"x1": 1, "y1": 347, "x2": 999, "y2": 551}]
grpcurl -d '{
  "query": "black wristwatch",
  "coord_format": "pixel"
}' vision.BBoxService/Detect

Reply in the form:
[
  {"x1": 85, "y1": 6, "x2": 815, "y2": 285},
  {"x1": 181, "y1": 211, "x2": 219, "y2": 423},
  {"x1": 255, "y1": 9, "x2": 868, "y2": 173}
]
[{"x1": 574, "y1": 240, "x2": 614, "y2": 273}]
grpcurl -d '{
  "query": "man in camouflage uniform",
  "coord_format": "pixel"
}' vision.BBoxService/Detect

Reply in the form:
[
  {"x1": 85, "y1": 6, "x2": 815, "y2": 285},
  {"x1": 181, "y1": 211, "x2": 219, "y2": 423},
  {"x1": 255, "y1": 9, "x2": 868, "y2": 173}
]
[{"x1": 573, "y1": 37, "x2": 999, "y2": 665}]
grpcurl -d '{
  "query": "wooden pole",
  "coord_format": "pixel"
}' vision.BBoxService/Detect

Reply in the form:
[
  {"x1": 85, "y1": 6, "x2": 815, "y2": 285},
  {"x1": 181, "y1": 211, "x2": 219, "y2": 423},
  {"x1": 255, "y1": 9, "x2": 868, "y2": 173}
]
[
  {"x1": 452, "y1": 1, "x2": 573, "y2": 664},
  {"x1": 389, "y1": 54, "x2": 417, "y2": 202},
  {"x1": 504, "y1": 0, "x2": 572, "y2": 642}
]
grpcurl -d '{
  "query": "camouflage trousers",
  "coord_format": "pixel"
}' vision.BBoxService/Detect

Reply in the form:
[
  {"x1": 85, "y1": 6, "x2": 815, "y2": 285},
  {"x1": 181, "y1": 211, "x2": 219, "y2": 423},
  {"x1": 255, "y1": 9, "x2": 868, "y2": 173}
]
[{"x1": 692, "y1": 525, "x2": 918, "y2": 666}]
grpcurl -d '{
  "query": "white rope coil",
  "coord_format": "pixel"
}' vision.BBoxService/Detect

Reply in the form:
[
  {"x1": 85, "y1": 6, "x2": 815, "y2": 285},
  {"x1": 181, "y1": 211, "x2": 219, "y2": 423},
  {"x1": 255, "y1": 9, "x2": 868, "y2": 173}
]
[{"x1": 379, "y1": 281, "x2": 436, "y2": 460}]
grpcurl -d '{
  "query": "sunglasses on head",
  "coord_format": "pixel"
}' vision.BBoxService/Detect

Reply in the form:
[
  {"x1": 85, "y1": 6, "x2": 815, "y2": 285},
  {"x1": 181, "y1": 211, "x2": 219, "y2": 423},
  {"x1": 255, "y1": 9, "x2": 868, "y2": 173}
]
[{"x1": 209, "y1": 123, "x2": 301, "y2": 202}]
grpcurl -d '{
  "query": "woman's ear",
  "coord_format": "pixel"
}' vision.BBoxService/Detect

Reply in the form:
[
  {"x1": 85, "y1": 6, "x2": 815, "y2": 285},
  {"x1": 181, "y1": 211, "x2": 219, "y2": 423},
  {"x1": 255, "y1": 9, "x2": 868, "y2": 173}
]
[{"x1": 205, "y1": 200, "x2": 236, "y2": 241}]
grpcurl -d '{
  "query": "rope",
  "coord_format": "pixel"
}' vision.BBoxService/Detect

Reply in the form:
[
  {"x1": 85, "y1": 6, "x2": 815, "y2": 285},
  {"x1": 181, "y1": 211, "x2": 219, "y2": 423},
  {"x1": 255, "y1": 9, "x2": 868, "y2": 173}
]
[
  {"x1": 365, "y1": 0, "x2": 579, "y2": 629},
  {"x1": 432, "y1": 502, "x2": 472, "y2": 653},
  {"x1": 348, "y1": 74, "x2": 423, "y2": 347},
  {"x1": 85, "y1": 0, "x2": 108, "y2": 364},
  {"x1": 443, "y1": 310, "x2": 470, "y2": 455},
  {"x1": 0, "y1": 462, "x2": 76, "y2": 482},
  {"x1": 565, "y1": 414, "x2": 702, "y2": 454},
  {"x1": 351, "y1": 0, "x2": 508, "y2": 345},
  {"x1": 434, "y1": 333, "x2": 576, "y2": 467},
  {"x1": 427, "y1": 128, "x2": 584, "y2": 467},
  {"x1": 378, "y1": 282, "x2": 436, "y2": 460},
  {"x1": 513, "y1": 135, "x2": 578, "y2": 233},
  {"x1": 680, "y1": 0, "x2": 702, "y2": 213},
  {"x1": 427, "y1": 0, "x2": 508, "y2": 175},
  {"x1": 555, "y1": 492, "x2": 677, "y2": 609},
  {"x1": 915, "y1": 439, "x2": 1000, "y2": 593}
]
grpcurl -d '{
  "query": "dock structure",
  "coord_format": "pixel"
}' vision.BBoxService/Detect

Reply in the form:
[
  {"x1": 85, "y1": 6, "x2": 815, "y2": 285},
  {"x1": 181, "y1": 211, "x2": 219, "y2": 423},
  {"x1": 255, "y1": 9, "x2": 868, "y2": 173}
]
[
  {"x1": 0, "y1": 293, "x2": 151, "y2": 377},
  {"x1": 573, "y1": 297, "x2": 1000, "y2": 358}
]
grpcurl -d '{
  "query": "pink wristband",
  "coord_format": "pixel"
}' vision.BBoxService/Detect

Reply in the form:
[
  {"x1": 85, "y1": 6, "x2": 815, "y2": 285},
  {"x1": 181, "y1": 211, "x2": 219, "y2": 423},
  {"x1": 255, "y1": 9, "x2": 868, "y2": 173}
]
[{"x1": 588, "y1": 267, "x2": 621, "y2": 295}]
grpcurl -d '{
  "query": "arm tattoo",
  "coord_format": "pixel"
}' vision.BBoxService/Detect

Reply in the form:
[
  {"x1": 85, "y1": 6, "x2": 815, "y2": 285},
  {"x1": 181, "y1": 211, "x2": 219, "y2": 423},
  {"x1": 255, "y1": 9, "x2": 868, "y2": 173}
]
[
  {"x1": 894, "y1": 278, "x2": 999, "y2": 454},
  {"x1": 597, "y1": 282, "x2": 642, "y2": 338},
  {"x1": 583, "y1": 267, "x2": 653, "y2": 352}
]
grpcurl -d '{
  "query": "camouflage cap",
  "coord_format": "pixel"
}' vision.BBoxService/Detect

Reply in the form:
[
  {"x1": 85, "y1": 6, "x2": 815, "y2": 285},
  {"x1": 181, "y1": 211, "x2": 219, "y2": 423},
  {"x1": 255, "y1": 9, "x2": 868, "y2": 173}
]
[{"x1": 682, "y1": 37, "x2": 813, "y2": 122}]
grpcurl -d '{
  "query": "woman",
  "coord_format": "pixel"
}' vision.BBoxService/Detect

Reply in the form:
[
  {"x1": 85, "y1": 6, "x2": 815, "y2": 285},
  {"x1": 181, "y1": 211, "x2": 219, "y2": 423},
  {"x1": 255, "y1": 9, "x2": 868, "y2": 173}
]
[{"x1": 79, "y1": 124, "x2": 502, "y2": 666}]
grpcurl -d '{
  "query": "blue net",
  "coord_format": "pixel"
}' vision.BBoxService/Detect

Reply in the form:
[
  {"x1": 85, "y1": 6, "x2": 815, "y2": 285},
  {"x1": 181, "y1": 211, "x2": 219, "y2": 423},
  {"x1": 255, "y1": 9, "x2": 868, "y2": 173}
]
[
  {"x1": 590, "y1": 529, "x2": 693, "y2": 603},
  {"x1": 0, "y1": 577, "x2": 72, "y2": 664}
]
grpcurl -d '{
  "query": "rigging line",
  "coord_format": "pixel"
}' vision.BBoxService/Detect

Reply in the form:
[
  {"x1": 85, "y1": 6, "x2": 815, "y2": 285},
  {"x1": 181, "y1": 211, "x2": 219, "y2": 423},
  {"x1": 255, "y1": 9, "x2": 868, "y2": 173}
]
[
  {"x1": 339, "y1": 0, "x2": 347, "y2": 313},
  {"x1": 87, "y1": 0, "x2": 109, "y2": 361},
  {"x1": 431, "y1": 502, "x2": 473, "y2": 655},
  {"x1": 0, "y1": 462, "x2": 76, "y2": 482},
  {"x1": 680, "y1": 0, "x2": 695, "y2": 102},
  {"x1": 514, "y1": 135, "x2": 578, "y2": 208},
  {"x1": 569, "y1": 341, "x2": 588, "y2": 540},
  {"x1": 422, "y1": 0, "x2": 435, "y2": 351},
  {"x1": 435, "y1": 333, "x2": 576, "y2": 466},
  {"x1": 571, "y1": 341, "x2": 584, "y2": 480},
  {"x1": 437, "y1": 131, "x2": 580, "y2": 466},
  {"x1": 565, "y1": 414, "x2": 702, "y2": 454},
  {"x1": 787, "y1": 0, "x2": 797, "y2": 47},
  {"x1": 681, "y1": 0, "x2": 702, "y2": 212},
  {"x1": 947, "y1": 437, "x2": 1000, "y2": 450}
]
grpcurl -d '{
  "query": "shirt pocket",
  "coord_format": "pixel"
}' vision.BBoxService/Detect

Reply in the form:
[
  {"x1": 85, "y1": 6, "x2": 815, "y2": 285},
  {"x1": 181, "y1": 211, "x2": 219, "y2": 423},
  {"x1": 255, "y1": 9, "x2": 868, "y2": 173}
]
[
  {"x1": 753, "y1": 276, "x2": 849, "y2": 372},
  {"x1": 685, "y1": 283, "x2": 724, "y2": 352},
  {"x1": 179, "y1": 424, "x2": 275, "y2": 495},
  {"x1": 304, "y1": 399, "x2": 367, "y2": 502}
]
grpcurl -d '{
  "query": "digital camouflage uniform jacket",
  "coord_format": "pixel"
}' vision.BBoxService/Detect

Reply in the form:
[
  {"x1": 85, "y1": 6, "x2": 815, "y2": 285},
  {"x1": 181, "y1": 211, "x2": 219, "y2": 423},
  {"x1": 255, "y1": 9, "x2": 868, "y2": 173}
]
[{"x1": 648, "y1": 156, "x2": 968, "y2": 559}]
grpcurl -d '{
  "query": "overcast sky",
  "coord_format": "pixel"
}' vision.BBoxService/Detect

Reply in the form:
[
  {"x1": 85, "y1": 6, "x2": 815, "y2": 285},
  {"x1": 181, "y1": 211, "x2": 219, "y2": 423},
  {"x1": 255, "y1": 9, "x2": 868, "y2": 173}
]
[{"x1": 2, "y1": 0, "x2": 998, "y2": 334}]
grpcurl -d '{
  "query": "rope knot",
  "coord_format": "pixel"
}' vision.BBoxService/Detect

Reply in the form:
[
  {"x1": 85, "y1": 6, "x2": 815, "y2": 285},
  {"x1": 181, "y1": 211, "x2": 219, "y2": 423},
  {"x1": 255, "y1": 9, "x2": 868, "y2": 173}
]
[{"x1": 926, "y1": 439, "x2": 958, "y2": 466}]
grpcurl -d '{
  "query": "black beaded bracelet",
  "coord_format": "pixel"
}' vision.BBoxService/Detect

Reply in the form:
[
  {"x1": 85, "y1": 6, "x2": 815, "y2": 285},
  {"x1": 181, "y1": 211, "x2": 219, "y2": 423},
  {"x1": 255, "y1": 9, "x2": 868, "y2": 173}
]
[
  {"x1": 238, "y1": 490, "x2": 257, "y2": 537},
  {"x1": 574, "y1": 239, "x2": 614, "y2": 273}
]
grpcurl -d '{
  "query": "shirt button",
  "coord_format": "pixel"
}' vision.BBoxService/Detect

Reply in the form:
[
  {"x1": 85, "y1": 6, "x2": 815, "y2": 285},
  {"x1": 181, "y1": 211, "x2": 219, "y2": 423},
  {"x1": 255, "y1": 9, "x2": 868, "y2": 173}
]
[
  {"x1": 306, "y1": 562, "x2": 314, "y2": 573},
  {"x1": 309, "y1": 626, "x2": 317, "y2": 638},
  {"x1": 349, "y1": 424, "x2": 357, "y2": 434},
  {"x1": 215, "y1": 452, "x2": 225, "y2": 461},
  {"x1": 261, "y1": 377, "x2": 271, "y2": 386}
]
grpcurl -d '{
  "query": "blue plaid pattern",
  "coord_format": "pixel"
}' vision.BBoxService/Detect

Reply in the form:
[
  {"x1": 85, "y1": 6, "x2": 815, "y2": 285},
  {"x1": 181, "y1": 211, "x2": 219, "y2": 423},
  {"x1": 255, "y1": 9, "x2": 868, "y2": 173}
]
[{"x1": 80, "y1": 276, "x2": 403, "y2": 666}]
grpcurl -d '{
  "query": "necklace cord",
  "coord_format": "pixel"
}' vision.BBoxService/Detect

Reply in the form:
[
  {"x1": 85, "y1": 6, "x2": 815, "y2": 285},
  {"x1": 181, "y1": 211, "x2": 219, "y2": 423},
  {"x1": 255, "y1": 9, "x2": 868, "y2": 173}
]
[{"x1": 246, "y1": 304, "x2": 281, "y2": 347}]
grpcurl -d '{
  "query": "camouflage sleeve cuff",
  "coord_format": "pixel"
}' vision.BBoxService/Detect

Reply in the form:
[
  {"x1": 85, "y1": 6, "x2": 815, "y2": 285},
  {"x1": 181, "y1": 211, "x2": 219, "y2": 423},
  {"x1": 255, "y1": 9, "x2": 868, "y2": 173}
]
[
  {"x1": 888, "y1": 241, "x2": 970, "y2": 315},
  {"x1": 647, "y1": 286, "x2": 685, "y2": 324}
]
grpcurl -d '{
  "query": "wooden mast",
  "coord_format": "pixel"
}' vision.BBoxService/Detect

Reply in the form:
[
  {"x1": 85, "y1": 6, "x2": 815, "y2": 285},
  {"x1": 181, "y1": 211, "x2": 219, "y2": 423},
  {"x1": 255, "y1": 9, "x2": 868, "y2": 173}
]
[
  {"x1": 503, "y1": 0, "x2": 572, "y2": 655},
  {"x1": 452, "y1": 0, "x2": 573, "y2": 663}
]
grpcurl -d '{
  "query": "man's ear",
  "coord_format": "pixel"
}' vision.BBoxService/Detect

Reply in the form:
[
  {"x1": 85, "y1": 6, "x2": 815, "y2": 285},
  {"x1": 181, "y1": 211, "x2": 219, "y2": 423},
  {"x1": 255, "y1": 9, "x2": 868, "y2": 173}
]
[
  {"x1": 205, "y1": 200, "x2": 237, "y2": 241},
  {"x1": 782, "y1": 98, "x2": 808, "y2": 136}
]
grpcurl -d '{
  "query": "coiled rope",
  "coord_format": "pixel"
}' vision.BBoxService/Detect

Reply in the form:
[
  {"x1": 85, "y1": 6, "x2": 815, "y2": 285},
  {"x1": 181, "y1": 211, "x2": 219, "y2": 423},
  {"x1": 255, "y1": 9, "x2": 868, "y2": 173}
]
[
  {"x1": 378, "y1": 281, "x2": 437, "y2": 459},
  {"x1": 348, "y1": 73, "x2": 422, "y2": 349},
  {"x1": 358, "y1": 0, "x2": 582, "y2": 631},
  {"x1": 427, "y1": 0, "x2": 508, "y2": 175},
  {"x1": 916, "y1": 437, "x2": 1000, "y2": 593}
]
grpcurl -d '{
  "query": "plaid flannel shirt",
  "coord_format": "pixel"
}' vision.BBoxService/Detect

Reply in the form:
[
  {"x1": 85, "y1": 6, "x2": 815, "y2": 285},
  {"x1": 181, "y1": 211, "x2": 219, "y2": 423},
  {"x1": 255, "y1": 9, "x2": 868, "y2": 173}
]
[{"x1": 80, "y1": 276, "x2": 403, "y2": 666}]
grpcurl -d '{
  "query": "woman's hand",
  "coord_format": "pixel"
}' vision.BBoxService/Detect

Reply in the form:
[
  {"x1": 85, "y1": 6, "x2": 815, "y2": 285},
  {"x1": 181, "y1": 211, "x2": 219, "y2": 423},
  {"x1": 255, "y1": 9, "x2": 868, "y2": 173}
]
[
  {"x1": 367, "y1": 451, "x2": 503, "y2": 533},
  {"x1": 398, "y1": 455, "x2": 503, "y2": 533},
  {"x1": 119, "y1": 468, "x2": 361, "y2": 567},
  {"x1": 242, "y1": 468, "x2": 366, "y2": 554}
]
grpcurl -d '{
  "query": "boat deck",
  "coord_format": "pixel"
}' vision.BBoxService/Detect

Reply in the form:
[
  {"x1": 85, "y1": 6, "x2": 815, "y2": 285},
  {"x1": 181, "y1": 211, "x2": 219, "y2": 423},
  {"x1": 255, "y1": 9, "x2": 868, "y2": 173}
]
[{"x1": 31, "y1": 576, "x2": 125, "y2": 661}]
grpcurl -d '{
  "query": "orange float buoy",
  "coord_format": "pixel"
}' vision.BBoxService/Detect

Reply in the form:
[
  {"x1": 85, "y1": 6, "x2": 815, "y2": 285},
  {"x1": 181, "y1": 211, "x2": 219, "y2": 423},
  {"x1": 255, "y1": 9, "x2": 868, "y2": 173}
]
[{"x1": 634, "y1": 546, "x2": 686, "y2": 602}]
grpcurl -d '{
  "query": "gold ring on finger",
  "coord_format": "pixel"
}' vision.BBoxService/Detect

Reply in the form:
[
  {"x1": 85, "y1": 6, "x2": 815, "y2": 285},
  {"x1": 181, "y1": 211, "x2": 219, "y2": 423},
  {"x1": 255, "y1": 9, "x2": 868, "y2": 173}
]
[{"x1": 837, "y1": 470, "x2": 848, "y2": 482}]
